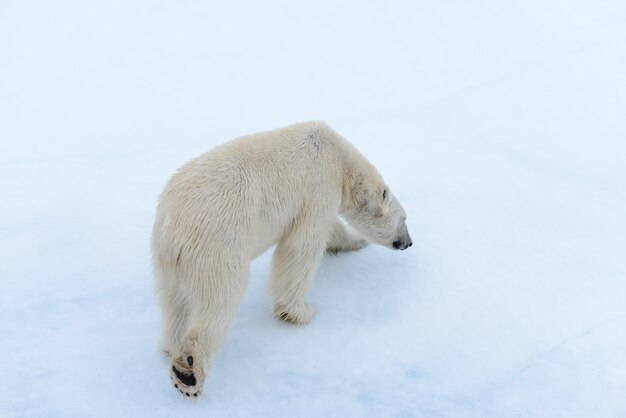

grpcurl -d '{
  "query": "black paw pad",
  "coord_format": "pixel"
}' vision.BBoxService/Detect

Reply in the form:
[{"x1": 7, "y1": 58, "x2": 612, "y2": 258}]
[{"x1": 172, "y1": 366, "x2": 197, "y2": 386}]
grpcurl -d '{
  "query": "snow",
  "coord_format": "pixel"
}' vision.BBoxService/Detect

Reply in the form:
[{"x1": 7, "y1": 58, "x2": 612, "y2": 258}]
[{"x1": 1, "y1": 0, "x2": 625, "y2": 417}]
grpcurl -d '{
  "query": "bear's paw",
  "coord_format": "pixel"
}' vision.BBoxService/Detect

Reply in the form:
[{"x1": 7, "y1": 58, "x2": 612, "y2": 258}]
[{"x1": 273, "y1": 302, "x2": 316, "y2": 325}]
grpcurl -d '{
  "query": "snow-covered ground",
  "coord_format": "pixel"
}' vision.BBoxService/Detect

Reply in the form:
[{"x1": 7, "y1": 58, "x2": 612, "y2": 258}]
[{"x1": 1, "y1": 1, "x2": 625, "y2": 417}]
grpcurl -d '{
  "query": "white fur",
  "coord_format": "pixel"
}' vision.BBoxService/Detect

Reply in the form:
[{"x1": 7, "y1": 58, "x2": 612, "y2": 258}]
[{"x1": 152, "y1": 121, "x2": 411, "y2": 396}]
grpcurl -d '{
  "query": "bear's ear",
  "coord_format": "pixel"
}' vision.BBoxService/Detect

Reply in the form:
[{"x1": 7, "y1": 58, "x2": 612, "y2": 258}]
[{"x1": 380, "y1": 185, "x2": 390, "y2": 205}]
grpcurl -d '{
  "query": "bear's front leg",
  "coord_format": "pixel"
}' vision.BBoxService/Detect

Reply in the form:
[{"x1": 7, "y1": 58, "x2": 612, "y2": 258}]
[
  {"x1": 269, "y1": 221, "x2": 327, "y2": 325},
  {"x1": 326, "y1": 217, "x2": 368, "y2": 254}
]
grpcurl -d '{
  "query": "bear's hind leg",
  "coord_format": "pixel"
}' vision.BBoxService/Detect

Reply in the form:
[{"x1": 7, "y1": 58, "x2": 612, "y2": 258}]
[
  {"x1": 270, "y1": 219, "x2": 327, "y2": 325},
  {"x1": 169, "y1": 264, "x2": 250, "y2": 398},
  {"x1": 326, "y1": 218, "x2": 368, "y2": 254}
]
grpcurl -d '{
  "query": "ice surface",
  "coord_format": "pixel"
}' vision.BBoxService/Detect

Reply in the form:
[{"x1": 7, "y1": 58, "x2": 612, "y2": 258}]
[{"x1": 1, "y1": 1, "x2": 625, "y2": 417}]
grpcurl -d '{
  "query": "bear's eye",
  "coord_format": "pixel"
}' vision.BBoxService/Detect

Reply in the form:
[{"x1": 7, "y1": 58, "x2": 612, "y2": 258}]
[{"x1": 382, "y1": 189, "x2": 387, "y2": 201}]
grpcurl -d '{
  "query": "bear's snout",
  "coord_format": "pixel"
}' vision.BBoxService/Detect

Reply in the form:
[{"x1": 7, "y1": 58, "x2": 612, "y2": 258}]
[
  {"x1": 392, "y1": 222, "x2": 412, "y2": 250},
  {"x1": 392, "y1": 237, "x2": 412, "y2": 251}
]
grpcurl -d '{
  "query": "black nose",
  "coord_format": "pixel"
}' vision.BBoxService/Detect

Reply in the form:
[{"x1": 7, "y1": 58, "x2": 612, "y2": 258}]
[{"x1": 393, "y1": 239, "x2": 412, "y2": 250}]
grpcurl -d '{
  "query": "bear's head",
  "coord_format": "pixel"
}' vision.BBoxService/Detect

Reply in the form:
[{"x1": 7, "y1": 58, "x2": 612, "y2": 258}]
[{"x1": 343, "y1": 177, "x2": 412, "y2": 251}]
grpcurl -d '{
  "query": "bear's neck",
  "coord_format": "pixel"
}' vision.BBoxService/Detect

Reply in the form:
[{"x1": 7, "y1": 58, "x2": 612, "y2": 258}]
[{"x1": 335, "y1": 138, "x2": 373, "y2": 214}]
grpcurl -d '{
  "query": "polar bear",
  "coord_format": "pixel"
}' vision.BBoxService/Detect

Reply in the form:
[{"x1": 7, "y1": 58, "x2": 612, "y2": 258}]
[{"x1": 152, "y1": 121, "x2": 411, "y2": 397}]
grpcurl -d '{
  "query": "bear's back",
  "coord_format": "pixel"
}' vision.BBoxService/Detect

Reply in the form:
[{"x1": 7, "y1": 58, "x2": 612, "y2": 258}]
[{"x1": 155, "y1": 121, "x2": 345, "y2": 257}]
